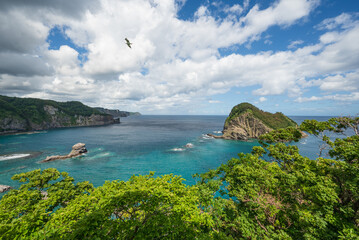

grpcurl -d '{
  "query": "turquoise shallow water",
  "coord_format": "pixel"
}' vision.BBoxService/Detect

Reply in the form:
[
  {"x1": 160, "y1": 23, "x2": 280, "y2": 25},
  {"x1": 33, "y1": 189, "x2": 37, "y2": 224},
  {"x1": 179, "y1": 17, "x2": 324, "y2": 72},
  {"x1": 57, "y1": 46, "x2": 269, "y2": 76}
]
[{"x1": 0, "y1": 115, "x2": 332, "y2": 189}]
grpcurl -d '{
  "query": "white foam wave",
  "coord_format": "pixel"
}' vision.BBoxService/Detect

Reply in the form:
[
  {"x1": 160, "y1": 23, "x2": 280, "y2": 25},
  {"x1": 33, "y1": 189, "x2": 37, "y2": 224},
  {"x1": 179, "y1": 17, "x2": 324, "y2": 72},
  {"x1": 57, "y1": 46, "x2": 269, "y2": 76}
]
[
  {"x1": 213, "y1": 131, "x2": 222, "y2": 134},
  {"x1": 185, "y1": 143, "x2": 194, "y2": 148},
  {"x1": 0, "y1": 153, "x2": 31, "y2": 161},
  {"x1": 87, "y1": 152, "x2": 113, "y2": 160},
  {"x1": 171, "y1": 148, "x2": 185, "y2": 152},
  {"x1": 201, "y1": 134, "x2": 214, "y2": 140}
]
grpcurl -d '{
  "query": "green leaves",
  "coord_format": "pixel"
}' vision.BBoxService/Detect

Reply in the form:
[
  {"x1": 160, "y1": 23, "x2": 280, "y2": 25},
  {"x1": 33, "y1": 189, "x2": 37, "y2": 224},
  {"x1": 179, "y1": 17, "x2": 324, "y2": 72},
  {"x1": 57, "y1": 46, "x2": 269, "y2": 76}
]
[
  {"x1": 0, "y1": 168, "x2": 93, "y2": 239},
  {"x1": 259, "y1": 127, "x2": 303, "y2": 146},
  {"x1": 197, "y1": 117, "x2": 359, "y2": 239},
  {"x1": 0, "y1": 171, "x2": 213, "y2": 239}
]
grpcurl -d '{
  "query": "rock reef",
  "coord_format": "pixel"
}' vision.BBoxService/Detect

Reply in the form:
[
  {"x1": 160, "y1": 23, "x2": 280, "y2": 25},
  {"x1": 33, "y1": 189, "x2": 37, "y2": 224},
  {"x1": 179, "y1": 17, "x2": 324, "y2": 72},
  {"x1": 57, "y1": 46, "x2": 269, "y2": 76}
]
[{"x1": 42, "y1": 143, "x2": 87, "y2": 163}]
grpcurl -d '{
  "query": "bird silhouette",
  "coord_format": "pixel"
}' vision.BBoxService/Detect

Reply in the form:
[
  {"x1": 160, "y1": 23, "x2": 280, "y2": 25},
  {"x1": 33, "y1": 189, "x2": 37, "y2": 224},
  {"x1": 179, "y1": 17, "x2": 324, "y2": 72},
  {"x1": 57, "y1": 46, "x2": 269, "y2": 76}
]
[{"x1": 125, "y1": 38, "x2": 132, "y2": 48}]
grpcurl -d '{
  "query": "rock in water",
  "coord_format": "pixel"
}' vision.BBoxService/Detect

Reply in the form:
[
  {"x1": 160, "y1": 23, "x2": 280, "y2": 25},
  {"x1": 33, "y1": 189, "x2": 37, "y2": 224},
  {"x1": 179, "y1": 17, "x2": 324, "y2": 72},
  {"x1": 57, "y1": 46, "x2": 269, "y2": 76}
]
[
  {"x1": 0, "y1": 185, "x2": 12, "y2": 193},
  {"x1": 211, "y1": 102, "x2": 298, "y2": 140},
  {"x1": 185, "y1": 143, "x2": 194, "y2": 148},
  {"x1": 68, "y1": 143, "x2": 87, "y2": 156},
  {"x1": 42, "y1": 143, "x2": 87, "y2": 162}
]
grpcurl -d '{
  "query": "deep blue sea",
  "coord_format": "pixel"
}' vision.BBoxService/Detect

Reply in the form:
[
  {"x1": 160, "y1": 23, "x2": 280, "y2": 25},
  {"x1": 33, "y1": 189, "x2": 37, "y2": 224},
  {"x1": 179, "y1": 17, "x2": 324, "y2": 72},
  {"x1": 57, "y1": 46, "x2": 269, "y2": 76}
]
[{"x1": 0, "y1": 115, "x2": 333, "y2": 190}]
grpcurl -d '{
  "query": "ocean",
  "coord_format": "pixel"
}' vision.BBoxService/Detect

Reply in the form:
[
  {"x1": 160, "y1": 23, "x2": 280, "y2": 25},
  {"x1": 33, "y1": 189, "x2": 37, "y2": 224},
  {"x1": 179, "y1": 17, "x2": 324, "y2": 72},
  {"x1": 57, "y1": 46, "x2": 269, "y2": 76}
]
[{"x1": 0, "y1": 115, "x2": 333, "y2": 190}]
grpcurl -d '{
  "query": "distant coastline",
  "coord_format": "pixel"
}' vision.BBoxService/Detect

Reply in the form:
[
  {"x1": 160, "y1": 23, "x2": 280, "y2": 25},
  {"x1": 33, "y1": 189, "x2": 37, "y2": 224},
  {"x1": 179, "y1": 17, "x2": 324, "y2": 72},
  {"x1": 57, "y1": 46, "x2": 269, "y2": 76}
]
[{"x1": 0, "y1": 95, "x2": 142, "y2": 135}]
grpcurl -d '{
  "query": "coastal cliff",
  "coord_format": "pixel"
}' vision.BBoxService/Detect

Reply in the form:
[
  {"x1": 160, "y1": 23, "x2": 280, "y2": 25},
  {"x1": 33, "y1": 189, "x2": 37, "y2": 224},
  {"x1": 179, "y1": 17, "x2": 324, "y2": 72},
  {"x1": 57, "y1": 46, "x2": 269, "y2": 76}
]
[
  {"x1": 95, "y1": 107, "x2": 141, "y2": 118},
  {"x1": 212, "y1": 103, "x2": 297, "y2": 140},
  {"x1": 0, "y1": 95, "x2": 119, "y2": 134}
]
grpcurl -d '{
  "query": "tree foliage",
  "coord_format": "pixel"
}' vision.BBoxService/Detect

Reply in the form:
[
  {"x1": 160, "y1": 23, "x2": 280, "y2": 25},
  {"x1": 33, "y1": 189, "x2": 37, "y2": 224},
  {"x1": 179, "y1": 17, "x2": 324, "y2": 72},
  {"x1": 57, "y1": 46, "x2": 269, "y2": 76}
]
[
  {"x1": 0, "y1": 117, "x2": 358, "y2": 239},
  {"x1": 0, "y1": 170, "x2": 213, "y2": 239}
]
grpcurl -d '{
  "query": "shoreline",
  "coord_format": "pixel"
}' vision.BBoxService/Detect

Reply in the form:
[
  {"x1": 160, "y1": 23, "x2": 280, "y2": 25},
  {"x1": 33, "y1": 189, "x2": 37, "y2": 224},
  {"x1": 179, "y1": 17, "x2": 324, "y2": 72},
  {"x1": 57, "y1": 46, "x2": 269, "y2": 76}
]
[{"x1": 0, "y1": 121, "x2": 120, "y2": 136}]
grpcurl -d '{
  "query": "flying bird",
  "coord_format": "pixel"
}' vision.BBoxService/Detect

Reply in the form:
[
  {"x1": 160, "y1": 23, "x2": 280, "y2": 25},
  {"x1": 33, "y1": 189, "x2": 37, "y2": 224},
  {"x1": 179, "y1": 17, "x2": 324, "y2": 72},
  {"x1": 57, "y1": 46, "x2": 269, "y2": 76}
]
[{"x1": 125, "y1": 38, "x2": 132, "y2": 48}]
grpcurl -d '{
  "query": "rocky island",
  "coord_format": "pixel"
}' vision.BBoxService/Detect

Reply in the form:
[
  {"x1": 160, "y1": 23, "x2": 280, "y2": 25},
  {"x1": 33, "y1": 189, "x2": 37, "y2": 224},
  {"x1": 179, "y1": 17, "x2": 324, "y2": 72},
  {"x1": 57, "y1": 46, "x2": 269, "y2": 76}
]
[
  {"x1": 210, "y1": 102, "x2": 298, "y2": 140},
  {"x1": 0, "y1": 95, "x2": 120, "y2": 135}
]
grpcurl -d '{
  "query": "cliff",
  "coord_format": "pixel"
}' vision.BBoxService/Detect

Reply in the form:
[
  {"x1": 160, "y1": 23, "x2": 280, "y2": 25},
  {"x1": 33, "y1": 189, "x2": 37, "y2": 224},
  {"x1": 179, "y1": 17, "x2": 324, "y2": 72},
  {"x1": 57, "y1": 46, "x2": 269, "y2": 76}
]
[
  {"x1": 212, "y1": 103, "x2": 297, "y2": 140},
  {"x1": 0, "y1": 95, "x2": 119, "y2": 134},
  {"x1": 95, "y1": 107, "x2": 141, "y2": 118}
]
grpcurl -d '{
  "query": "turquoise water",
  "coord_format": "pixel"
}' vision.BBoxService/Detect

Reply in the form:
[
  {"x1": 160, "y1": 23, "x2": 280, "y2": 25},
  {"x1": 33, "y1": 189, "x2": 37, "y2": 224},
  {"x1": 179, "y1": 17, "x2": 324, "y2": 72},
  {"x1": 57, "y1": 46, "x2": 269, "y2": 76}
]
[{"x1": 0, "y1": 115, "x2": 331, "y2": 189}]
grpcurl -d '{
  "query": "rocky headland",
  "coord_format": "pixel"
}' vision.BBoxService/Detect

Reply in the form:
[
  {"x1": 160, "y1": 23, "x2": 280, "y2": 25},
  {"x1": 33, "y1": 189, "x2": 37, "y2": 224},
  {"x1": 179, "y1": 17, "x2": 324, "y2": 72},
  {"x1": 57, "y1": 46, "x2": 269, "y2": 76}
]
[
  {"x1": 210, "y1": 102, "x2": 299, "y2": 140},
  {"x1": 42, "y1": 143, "x2": 87, "y2": 162},
  {"x1": 95, "y1": 107, "x2": 141, "y2": 118},
  {"x1": 0, "y1": 95, "x2": 120, "y2": 135}
]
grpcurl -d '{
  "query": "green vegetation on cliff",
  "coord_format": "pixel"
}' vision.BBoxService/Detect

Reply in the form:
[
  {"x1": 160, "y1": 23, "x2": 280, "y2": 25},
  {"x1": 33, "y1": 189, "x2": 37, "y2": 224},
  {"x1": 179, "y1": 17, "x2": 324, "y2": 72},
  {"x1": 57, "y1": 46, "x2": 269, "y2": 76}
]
[
  {"x1": 0, "y1": 95, "x2": 104, "y2": 122},
  {"x1": 0, "y1": 95, "x2": 112, "y2": 133},
  {"x1": 225, "y1": 102, "x2": 297, "y2": 130},
  {"x1": 1, "y1": 117, "x2": 358, "y2": 239}
]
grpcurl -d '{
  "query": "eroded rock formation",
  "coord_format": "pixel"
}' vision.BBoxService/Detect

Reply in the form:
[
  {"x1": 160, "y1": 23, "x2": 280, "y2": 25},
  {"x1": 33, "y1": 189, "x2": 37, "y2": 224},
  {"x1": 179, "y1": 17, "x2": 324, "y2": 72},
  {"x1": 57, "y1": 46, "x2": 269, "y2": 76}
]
[{"x1": 42, "y1": 143, "x2": 87, "y2": 162}]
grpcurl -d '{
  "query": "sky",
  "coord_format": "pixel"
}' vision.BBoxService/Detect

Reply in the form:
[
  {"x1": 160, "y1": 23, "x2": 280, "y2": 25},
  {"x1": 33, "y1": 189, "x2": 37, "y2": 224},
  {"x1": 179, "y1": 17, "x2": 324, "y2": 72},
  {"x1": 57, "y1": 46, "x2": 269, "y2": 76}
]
[{"x1": 0, "y1": 0, "x2": 358, "y2": 116}]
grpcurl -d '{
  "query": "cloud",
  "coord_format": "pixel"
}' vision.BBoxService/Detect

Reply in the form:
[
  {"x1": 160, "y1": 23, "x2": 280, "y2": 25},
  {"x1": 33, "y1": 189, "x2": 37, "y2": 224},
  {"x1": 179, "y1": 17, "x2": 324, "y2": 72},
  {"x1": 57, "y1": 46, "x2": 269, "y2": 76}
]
[
  {"x1": 315, "y1": 13, "x2": 357, "y2": 30},
  {"x1": 0, "y1": 0, "x2": 358, "y2": 114},
  {"x1": 259, "y1": 97, "x2": 267, "y2": 102},
  {"x1": 316, "y1": 72, "x2": 359, "y2": 92},
  {"x1": 0, "y1": 0, "x2": 100, "y2": 19},
  {"x1": 0, "y1": 52, "x2": 53, "y2": 76},
  {"x1": 288, "y1": 40, "x2": 304, "y2": 49},
  {"x1": 209, "y1": 100, "x2": 221, "y2": 104},
  {"x1": 0, "y1": 11, "x2": 49, "y2": 54},
  {"x1": 296, "y1": 92, "x2": 359, "y2": 103}
]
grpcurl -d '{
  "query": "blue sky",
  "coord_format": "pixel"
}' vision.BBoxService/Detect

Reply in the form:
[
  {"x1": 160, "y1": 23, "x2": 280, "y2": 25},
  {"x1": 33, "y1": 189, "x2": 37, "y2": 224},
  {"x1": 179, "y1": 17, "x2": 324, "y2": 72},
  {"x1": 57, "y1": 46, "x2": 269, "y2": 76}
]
[{"x1": 0, "y1": 0, "x2": 358, "y2": 116}]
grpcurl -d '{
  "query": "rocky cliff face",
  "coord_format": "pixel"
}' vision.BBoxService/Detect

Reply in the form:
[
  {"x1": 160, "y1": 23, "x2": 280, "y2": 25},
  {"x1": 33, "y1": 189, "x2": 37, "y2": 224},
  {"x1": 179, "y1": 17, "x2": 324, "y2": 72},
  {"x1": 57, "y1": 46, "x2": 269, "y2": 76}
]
[
  {"x1": 0, "y1": 117, "x2": 28, "y2": 133},
  {"x1": 0, "y1": 105, "x2": 118, "y2": 134},
  {"x1": 220, "y1": 112, "x2": 273, "y2": 140}
]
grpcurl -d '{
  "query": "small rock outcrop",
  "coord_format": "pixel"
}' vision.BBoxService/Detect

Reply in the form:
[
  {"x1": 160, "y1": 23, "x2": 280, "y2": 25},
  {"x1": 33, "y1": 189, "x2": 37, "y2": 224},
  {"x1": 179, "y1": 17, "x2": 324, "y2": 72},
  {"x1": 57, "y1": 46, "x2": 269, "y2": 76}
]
[
  {"x1": 0, "y1": 185, "x2": 12, "y2": 193},
  {"x1": 42, "y1": 143, "x2": 87, "y2": 162},
  {"x1": 211, "y1": 103, "x2": 298, "y2": 141}
]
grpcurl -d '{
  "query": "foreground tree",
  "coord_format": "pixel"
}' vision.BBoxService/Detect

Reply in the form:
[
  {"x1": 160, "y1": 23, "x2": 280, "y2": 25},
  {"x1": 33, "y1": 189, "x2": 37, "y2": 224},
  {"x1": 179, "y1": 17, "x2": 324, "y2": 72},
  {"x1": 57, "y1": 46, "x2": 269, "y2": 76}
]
[
  {"x1": 0, "y1": 170, "x2": 213, "y2": 239},
  {"x1": 198, "y1": 116, "x2": 359, "y2": 239}
]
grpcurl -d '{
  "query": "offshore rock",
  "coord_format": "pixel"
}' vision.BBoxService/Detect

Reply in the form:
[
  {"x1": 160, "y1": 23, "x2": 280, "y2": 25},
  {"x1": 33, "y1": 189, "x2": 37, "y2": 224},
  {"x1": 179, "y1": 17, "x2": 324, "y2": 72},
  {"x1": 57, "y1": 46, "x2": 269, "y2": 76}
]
[
  {"x1": 42, "y1": 143, "x2": 87, "y2": 163},
  {"x1": 0, "y1": 185, "x2": 12, "y2": 193}
]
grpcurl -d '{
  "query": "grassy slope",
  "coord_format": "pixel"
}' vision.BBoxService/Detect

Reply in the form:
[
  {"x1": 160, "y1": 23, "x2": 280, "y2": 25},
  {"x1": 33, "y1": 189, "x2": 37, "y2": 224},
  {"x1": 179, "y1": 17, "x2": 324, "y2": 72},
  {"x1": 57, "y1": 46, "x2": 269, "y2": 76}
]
[
  {"x1": 225, "y1": 102, "x2": 297, "y2": 130},
  {"x1": 0, "y1": 95, "x2": 107, "y2": 125}
]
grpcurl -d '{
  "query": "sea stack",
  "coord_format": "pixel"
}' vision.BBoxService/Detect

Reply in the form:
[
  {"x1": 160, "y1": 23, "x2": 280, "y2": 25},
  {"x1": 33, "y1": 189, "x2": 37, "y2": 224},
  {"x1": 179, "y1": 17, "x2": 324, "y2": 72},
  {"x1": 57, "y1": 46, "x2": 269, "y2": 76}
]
[
  {"x1": 42, "y1": 143, "x2": 87, "y2": 162},
  {"x1": 210, "y1": 103, "x2": 298, "y2": 141}
]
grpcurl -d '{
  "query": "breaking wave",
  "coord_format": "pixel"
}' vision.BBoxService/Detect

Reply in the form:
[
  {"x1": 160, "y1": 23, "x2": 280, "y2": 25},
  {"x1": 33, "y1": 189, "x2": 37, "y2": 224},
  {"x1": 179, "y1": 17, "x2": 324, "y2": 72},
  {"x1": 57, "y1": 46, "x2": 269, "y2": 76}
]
[{"x1": 0, "y1": 153, "x2": 31, "y2": 161}]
